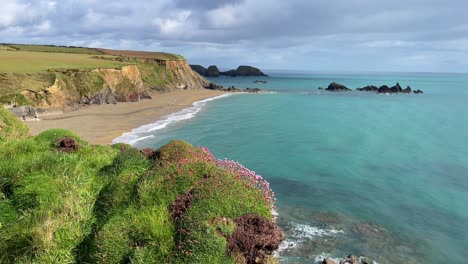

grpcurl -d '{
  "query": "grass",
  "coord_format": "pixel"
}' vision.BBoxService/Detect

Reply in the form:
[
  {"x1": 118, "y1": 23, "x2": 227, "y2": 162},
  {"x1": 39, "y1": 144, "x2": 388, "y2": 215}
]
[
  {"x1": 0, "y1": 106, "x2": 30, "y2": 141},
  {"x1": 0, "y1": 50, "x2": 125, "y2": 73},
  {"x1": 97, "y1": 48, "x2": 185, "y2": 61},
  {"x1": 0, "y1": 110, "x2": 277, "y2": 263},
  {"x1": 3, "y1": 44, "x2": 105, "y2": 55}
]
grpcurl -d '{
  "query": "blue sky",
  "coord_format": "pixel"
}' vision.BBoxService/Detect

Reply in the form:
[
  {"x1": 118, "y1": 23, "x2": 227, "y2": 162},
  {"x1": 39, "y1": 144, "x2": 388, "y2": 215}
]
[{"x1": 1, "y1": 0, "x2": 467, "y2": 72}]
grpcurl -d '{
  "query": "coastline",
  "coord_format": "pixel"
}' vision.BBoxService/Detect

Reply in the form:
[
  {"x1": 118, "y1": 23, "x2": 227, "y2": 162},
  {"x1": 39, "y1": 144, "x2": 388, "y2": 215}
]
[{"x1": 26, "y1": 89, "x2": 226, "y2": 145}]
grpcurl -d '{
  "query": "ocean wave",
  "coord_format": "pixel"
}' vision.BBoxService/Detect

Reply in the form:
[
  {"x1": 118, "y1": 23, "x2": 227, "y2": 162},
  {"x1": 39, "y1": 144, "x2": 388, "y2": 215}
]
[
  {"x1": 290, "y1": 222, "x2": 344, "y2": 239},
  {"x1": 112, "y1": 93, "x2": 233, "y2": 145},
  {"x1": 276, "y1": 222, "x2": 344, "y2": 254}
]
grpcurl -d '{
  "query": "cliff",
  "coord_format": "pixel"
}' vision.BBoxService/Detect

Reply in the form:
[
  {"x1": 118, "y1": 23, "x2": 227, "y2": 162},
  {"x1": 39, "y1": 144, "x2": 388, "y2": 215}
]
[
  {"x1": 1, "y1": 56, "x2": 209, "y2": 109},
  {"x1": 221, "y1": 65, "x2": 268, "y2": 77},
  {"x1": 0, "y1": 118, "x2": 282, "y2": 263},
  {"x1": 190, "y1": 65, "x2": 268, "y2": 77}
]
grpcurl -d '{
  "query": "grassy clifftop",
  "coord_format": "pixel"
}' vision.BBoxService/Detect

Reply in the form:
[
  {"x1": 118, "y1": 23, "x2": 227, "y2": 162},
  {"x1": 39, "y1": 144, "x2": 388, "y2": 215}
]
[
  {"x1": 0, "y1": 120, "x2": 281, "y2": 263},
  {"x1": 0, "y1": 44, "x2": 208, "y2": 107}
]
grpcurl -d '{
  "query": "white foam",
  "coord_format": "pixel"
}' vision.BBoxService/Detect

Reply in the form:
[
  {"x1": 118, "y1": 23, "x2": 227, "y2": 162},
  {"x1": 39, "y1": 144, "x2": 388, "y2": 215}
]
[
  {"x1": 275, "y1": 223, "x2": 344, "y2": 256},
  {"x1": 314, "y1": 253, "x2": 341, "y2": 263},
  {"x1": 112, "y1": 93, "x2": 233, "y2": 145},
  {"x1": 291, "y1": 223, "x2": 344, "y2": 239}
]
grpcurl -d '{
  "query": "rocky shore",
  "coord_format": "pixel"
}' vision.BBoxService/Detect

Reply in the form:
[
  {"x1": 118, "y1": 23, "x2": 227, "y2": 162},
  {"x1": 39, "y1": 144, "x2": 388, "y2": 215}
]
[
  {"x1": 204, "y1": 82, "x2": 266, "y2": 93},
  {"x1": 322, "y1": 82, "x2": 424, "y2": 94}
]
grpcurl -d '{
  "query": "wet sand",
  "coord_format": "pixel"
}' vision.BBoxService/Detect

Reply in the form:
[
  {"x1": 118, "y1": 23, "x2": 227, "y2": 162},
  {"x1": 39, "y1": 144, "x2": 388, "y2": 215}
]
[{"x1": 26, "y1": 89, "x2": 226, "y2": 145}]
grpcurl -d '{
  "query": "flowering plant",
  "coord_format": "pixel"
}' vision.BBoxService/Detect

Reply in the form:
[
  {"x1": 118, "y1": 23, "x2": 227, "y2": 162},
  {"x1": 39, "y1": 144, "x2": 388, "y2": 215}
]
[{"x1": 216, "y1": 158, "x2": 276, "y2": 210}]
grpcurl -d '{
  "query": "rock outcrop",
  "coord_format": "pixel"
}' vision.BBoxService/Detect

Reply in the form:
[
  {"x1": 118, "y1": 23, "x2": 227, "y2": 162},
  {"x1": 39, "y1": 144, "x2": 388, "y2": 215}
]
[
  {"x1": 221, "y1": 66, "x2": 268, "y2": 77},
  {"x1": 356, "y1": 85, "x2": 378, "y2": 92},
  {"x1": 324, "y1": 82, "x2": 423, "y2": 94},
  {"x1": 190, "y1": 65, "x2": 268, "y2": 77},
  {"x1": 325, "y1": 82, "x2": 352, "y2": 91},
  {"x1": 206, "y1": 65, "x2": 220, "y2": 77},
  {"x1": 189, "y1": 64, "x2": 207, "y2": 76}
]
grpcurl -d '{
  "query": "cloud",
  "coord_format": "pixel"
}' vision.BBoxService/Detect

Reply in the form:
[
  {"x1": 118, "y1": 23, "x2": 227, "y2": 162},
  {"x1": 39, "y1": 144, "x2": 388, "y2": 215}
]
[{"x1": 0, "y1": 0, "x2": 467, "y2": 72}]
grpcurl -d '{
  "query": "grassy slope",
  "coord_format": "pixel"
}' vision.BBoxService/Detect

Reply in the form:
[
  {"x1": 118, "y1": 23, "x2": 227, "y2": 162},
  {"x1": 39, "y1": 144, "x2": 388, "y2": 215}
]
[
  {"x1": 0, "y1": 106, "x2": 29, "y2": 141},
  {"x1": 0, "y1": 125, "x2": 273, "y2": 263}
]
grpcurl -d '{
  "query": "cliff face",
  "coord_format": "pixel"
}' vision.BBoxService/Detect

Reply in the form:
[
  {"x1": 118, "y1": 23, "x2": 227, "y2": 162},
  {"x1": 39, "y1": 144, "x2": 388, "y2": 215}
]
[
  {"x1": 13, "y1": 59, "x2": 209, "y2": 109},
  {"x1": 159, "y1": 60, "x2": 209, "y2": 89}
]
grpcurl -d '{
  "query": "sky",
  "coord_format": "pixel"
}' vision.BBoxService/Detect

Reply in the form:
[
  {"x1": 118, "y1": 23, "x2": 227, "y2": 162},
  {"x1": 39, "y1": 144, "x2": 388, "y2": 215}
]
[{"x1": 1, "y1": 0, "x2": 467, "y2": 73}]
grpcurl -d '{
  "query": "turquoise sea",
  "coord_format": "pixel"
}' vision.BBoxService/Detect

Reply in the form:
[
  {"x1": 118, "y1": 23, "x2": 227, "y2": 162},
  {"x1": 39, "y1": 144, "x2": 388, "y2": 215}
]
[{"x1": 114, "y1": 72, "x2": 468, "y2": 263}]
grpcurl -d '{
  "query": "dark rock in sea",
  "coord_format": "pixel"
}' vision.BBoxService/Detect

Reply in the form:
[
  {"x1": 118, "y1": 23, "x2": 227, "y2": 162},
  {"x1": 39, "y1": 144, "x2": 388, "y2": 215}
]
[
  {"x1": 389, "y1": 82, "x2": 403, "y2": 93},
  {"x1": 356, "y1": 82, "x2": 421, "y2": 94},
  {"x1": 356, "y1": 85, "x2": 378, "y2": 92},
  {"x1": 204, "y1": 82, "x2": 265, "y2": 93},
  {"x1": 325, "y1": 82, "x2": 352, "y2": 92},
  {"x1": 322, "y1": 258, "x2": 337, "y2": 264},
  {"x1": 189, "y1": 64, "x2": 207, "y2": 76},
  {"x1": 345, "y1": 254, "x2": 358, "y2": 264},
  {"x1": 206, "y1": 65, "x2": 220, "y2": 77},
  {"x1": 402, "y1": 86, "x2": 412, "y2": 93},
  {"x1": 244, "y1": 88, "x2": 263, "y2": 93},
  {"x1": 220, "y1": 65, "x2": 268, "y2": 77},
  {"x1": 318, "y1": 87, "x2": 324, "y2": 90},
  {"x1": 413, "y1": 89, "x2": 424, "y2": 94},
  {"x1": 377, "y1": 85, "x2": 391, "y2": 93}
]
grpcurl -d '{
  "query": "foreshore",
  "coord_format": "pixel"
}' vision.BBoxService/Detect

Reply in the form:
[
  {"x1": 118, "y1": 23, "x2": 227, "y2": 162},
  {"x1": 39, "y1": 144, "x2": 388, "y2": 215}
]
[{"x1": 26, "y1": 89, "x2": 226, "y2": 145}]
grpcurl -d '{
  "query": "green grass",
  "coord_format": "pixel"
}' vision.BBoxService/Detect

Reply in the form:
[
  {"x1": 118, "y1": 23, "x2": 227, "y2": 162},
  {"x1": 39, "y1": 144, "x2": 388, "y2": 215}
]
[
  {"x1": 3, "y1": 44, "x2": 104, "y2": 55},
  {"x1": 0, "y1": 124, "x2": 276, "y2": 263},
  {"x1": 0, "y1": 106, "x2": 29, "y2": 142},
  {"x1": 0, "y1": 50, "x2": 125, "y2": 73}
]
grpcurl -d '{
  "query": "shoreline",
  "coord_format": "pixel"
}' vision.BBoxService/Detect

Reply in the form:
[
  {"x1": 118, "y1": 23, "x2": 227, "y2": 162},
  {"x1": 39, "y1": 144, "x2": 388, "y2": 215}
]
[{"x1": 26, "y1": 89, "x2": 227, "y2": 145}]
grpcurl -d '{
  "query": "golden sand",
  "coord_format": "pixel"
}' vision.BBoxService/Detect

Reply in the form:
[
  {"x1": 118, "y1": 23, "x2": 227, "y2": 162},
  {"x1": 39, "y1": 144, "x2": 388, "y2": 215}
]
[{"x1": 26, "y1": 89, "x2": 226, "y2": 145}]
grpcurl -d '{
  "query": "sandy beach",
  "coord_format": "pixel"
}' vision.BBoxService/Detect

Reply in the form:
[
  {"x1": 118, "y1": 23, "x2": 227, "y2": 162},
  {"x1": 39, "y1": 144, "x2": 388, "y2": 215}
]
[{"x1": 26, "y1": 89, "x2": 226, "y2": 145}]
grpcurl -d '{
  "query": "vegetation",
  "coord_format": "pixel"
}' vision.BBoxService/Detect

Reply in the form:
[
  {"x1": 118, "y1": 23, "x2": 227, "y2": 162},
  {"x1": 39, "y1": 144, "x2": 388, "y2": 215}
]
[
  {"x1": 0, "y1": 44, "x2": 196, "y2": 105},
  {"x1": 97, "y1": 48, "x2": 185, "y2": 61},
  {"x1": 0, "y1": 106, "x2": 29, "y2": 141},
  {"x1": 3, "y1": 44, "x2": 105, "y2": 55},
  {"x1": 0, "y1": 115, "x2": 280, "y2": 263},
  {"x1": 0, "y1": 50, "x2": 124, "y2": 73}
]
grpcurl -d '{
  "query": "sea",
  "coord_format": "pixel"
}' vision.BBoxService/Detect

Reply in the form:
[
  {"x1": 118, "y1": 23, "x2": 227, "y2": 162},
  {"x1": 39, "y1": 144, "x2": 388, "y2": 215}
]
[{"x1": 114, "y1": 72, "x2": 468, "y2": 263}]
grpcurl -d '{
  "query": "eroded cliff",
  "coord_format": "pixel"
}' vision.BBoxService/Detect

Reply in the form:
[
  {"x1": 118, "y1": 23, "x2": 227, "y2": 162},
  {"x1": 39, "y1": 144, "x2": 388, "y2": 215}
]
[{"x1": 1, "y1": 59, "x2": 209, "y2": 109}]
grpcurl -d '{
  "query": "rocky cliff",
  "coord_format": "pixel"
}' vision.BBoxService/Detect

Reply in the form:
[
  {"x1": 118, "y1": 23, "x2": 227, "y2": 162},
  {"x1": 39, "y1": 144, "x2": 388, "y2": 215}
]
[{"x1": 2, "y1": 59, "x2": 209, "y2": 109}]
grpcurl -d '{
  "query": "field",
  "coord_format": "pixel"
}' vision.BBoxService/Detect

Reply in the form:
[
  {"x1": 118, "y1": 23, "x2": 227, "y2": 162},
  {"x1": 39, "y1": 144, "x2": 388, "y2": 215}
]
[
  {"x1": 4, "y1": 44, "x2": 104, "y2": 55},
  {"x1": 97, "y1": 48, "x2": 185, "y2": 60},
  {"x1": 0, "y1": 50, "x2": 124, "y2": 73}
]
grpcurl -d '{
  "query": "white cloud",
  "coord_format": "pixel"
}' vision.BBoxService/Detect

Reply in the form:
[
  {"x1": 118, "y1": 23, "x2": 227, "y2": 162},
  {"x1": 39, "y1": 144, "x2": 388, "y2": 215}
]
[
  {"x1": 360, "y1": 40, "x2": 417, "y2": 48},
  {"x1": 0, "y1": 1, "x2": 33, "y2": 27},
  {"x1": 153, "y1": 10, "x2": 193, "y2": 36}
]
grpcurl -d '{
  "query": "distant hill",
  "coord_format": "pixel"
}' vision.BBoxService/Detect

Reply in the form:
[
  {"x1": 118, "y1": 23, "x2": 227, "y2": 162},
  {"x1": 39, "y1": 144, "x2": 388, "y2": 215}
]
[{"x1": 190, "y1": 65, "x2": 268, "y2": 77}]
